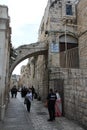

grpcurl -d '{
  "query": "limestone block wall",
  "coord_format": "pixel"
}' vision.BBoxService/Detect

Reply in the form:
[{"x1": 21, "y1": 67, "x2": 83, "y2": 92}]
[
  {"x1": 77, "y1": 0, "x2": 87, "y2": 68},
  {"x1": 34, "y1": 54, "x2": 48, "y2": 101},
  {"x1": 78, "y1": 33, "x2": 87, "y2": 68},
  {"x1": 22, "y1": 54, "x2": 48, "y2": 101},
  {"x1": 64, "y1": 69, "x2": 87, "y2": 128},
  {"x1": 49, "y1": 67, "x2": 87, "y2": 128},
  {"x1": 0, "y1": 5, "x2": 10, "y2": 120}
]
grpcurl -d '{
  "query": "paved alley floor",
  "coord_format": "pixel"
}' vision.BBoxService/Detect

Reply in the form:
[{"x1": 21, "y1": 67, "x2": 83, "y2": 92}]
[{"x1": 0, "y1": 92, "x2": 86, "y2": 130}]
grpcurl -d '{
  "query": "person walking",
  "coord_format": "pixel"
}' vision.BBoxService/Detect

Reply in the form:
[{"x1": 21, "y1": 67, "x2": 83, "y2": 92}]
[
  {"x1": 55, "y1": 90, "x2": 62, "y2": 117},
  {"x1": 11, "y1": 85, "x2": 18, "y2": 98},
  {"x1": 24, "y1": 89, "x2": 32, "y2": 112},
  {"x1": 47, "y1": 88, "x2": 57, "y2": 121}
]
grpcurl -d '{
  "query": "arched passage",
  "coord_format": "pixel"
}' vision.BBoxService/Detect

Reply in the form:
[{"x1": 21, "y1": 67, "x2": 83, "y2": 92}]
[{"x1": 10, "y1": 42, "x2": 48, "y2": 76}]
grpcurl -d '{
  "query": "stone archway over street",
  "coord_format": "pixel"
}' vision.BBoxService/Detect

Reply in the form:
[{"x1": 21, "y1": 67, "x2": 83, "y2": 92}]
[{"x1": 10, "y1": 41, "x2": 48, "y2": 76}]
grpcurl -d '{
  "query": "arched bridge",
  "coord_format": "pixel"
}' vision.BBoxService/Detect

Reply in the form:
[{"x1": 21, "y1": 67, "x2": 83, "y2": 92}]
[{"x1": 10, "y1": 41, "x2": 48, "y2": 75}]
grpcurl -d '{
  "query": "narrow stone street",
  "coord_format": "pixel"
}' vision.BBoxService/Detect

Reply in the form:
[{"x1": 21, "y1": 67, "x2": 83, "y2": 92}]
[{"x1": 0, "y1": 92, "x2": 86, "y2": 130}]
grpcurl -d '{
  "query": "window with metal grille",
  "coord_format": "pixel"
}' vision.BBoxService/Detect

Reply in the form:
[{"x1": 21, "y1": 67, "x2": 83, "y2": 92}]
[{"x1": 66, "y1": 4, "x2": 72, "y2": 15}]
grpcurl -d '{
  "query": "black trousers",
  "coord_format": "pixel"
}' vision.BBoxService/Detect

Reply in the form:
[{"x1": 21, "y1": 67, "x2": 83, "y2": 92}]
[
  {"x1": 48, "y1": 103, "x2": 55, "y2": 120},
  {"x1": 11, "y1": 92, "x2": 17, "y2": 98},
  {"x1": 26, "y1": 100, "x2": 31, "y2": 112}
]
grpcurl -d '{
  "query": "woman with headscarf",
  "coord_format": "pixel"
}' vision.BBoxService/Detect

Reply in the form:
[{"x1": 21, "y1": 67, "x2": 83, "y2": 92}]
[{"x1": 55, "y1": 90, "x2": 62, "y2": 117}]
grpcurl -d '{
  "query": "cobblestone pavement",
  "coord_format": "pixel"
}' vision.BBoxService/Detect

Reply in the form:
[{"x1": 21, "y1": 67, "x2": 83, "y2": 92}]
[
  {"x1": 0, "y1": 92, "x2": 86, "y2": 130},
  {"x1": 0, "y1": 92, "x2": 34, "y2": 130}
]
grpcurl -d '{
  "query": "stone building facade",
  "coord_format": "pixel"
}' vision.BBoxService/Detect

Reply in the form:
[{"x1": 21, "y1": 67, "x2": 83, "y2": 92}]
[
  {"x1": 16, "y1": 0, "x2": 87, "y2": 128},
  {"x1": 20, "y1": 55, "x2": 48, "y2": 100},
  {"x1": 38, "y1": 0, "x2": 79, "y2": 99},
  {"x1": 49, "y1": 67, "x2": 87, "y2": 127},
  {"x1": 38, "y1": 0, "x2": 78, "y2": 68},
  {"x1": 37, "y1": 0, "x2": 87, "y2": 128},
  {"x1": 19, "y1": 64, "x2": 30, "y2": 88},
  {"x1": 0, "y1": 5, "x2": 11, "y2": 120},
  {"x1": 10, "y1": 74, "x2": 20, "y2": 89}
]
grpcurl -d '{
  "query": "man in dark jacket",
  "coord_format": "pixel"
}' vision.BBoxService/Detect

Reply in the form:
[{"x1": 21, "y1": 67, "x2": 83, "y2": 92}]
[
  {"x1": 47, "y1": 88, "x2": 57, "y2": 121},
  {"x1": 11, "y1": 85, "x2": 18, "y2": 98}
]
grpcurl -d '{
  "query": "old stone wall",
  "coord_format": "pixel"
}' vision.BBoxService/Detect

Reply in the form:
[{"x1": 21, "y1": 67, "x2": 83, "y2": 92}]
[
  {"x1": 21, "y1": 54, "x2": 48, "y2": 101},
  {"x1": 49, "y1": 67, "x2": 87, "y2": 128},
  {"x1": 77, "y1": 0, "x2": 87, "y2": 68},
  {"x1": 35, "y1": 55, "x2": 48, "y2": 101},
  {"x1": 0, "y1": 5, "x2": 10, "y2": 120}
]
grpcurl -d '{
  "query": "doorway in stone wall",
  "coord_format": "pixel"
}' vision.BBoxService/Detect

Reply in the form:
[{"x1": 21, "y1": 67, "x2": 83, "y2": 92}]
[{"x1": 50, "y1": 79, "x2": 64, "y2": 116}]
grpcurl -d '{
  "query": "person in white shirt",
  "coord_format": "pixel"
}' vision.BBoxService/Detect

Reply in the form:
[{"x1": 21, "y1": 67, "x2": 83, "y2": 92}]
[
  {"x1": 25, "y1": 89, "x2": 32, "y2": 112},
  {"x1": 55, "y1": 90, "x2": 62, "y2": 117}
]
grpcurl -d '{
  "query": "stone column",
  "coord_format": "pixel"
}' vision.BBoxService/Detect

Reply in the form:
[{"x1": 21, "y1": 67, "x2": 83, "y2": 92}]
[{"x1": 0, "y1": 5, "x2": 10, "y2": 120}]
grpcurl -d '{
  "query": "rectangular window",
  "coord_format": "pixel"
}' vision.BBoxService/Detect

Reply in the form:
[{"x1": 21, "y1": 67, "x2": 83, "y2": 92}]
[{"x1": 66, "y1": 4, "x2": 72, "y2": 15}]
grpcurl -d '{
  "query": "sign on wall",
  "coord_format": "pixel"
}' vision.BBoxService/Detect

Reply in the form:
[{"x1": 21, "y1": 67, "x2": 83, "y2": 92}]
[{"x1": 51, "y1": 42, "x2": 59, "y2": 53}]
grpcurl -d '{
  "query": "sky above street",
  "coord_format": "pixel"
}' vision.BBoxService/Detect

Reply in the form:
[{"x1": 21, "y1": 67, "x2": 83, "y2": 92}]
[
  {"x1": 0, "y1": 0, "x2": 48, "y2": 75},
  {"x1": 0, "y1": 0, "x2": 48, "y2": 48}
]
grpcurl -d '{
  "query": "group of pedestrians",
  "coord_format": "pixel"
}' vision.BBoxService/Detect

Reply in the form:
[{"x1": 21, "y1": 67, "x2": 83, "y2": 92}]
[
  {"x1": 23, "y1": 86, "x2": 35, "y2": 112},
  {"x1": 21, "y1": 86, "x2": 35, "y2": 99},
  {"x1": 11, "y1": 85, "x2": 62, "y2": 121},
  {"x1": 47, "y1": 88, "x2": 62, "y2": 121},
  {"x1": 24, "y1": 87, "x2": 62, "y2": 122},
  {"x1": 10, "y1": 85, "x2": 35, "y2": 113},
  {"x1": 21, "y1": 87, "x2": 28, "y2": 97}
]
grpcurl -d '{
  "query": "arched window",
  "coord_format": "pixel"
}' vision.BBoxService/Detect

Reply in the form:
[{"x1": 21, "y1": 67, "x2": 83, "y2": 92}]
[{"x1": 59, "y1": 35, "x2": 78, "y2": 52}]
